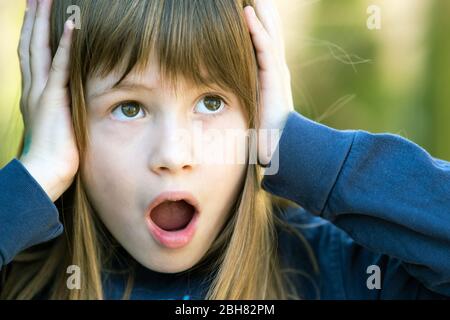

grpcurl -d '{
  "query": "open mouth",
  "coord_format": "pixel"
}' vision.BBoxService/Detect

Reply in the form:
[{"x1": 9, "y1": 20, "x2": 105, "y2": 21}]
[
  {"x1": 149, "y1": 200, "x2": 196, "y2": 232},
  {"x1": 145, "y1": 191, "x2": 200, "y2": 249}
]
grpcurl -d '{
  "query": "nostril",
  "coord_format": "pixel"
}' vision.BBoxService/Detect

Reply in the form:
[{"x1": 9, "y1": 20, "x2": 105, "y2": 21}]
[{"x1": 151, "y1": 162, "x2": 193, "y2": 175}]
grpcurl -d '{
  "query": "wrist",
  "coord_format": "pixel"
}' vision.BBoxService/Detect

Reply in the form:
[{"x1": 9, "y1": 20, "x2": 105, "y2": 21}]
[
  {"x1": 258, "y1": 111, "x2": 291, "y2": 167},
  {"x1": 19, "y1": 156, "x2": 70, "y2": 202}
]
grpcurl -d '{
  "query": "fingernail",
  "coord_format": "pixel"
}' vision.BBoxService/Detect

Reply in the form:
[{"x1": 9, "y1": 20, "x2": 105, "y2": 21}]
[
  {"x1": 65, "y1": 19, "x2": 75, "y2": 33},
  {"x1": 245, "y1": 5, "x2": 256, "y2": 17},
  {"x1": 26, "y1": 0, "x2": 33, "y2": 10}
]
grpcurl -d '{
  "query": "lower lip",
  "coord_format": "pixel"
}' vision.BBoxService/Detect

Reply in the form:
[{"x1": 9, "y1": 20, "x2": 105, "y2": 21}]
[{"x1": 146, "y1": 210, "x2": 199, "y2": 249}]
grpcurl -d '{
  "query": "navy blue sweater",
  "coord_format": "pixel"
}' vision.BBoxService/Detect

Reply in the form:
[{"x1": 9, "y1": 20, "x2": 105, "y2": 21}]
[{"x1": 1, "y1": 111, "x2": 449, "y2": 299}]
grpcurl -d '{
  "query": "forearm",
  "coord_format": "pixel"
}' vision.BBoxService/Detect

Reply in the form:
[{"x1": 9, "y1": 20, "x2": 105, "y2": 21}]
[
  {"x1": 0, "y1": 159, "x2": 63, "y2": 267},
  {"x1": 261, "y1": 111, "x2": 450, "y2": 294}
]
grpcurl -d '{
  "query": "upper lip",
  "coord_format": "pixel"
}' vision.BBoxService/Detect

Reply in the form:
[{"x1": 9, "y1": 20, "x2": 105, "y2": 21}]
[{"x1": 146, "y1": 191, "x2": 201, "y2": 218}]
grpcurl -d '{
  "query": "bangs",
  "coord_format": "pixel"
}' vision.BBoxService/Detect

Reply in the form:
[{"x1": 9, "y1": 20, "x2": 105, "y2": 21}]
[{"x1": 53, "y1": 0, "x2": 256, "y2": 99}]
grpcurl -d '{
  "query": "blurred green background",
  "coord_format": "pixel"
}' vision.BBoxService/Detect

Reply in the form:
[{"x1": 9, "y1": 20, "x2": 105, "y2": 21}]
[{"x1": 1, "y1": 0, "x2": 449, "y2": 168}]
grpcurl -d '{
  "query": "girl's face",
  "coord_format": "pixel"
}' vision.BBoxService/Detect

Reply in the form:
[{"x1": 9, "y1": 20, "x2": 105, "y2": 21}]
[{"x1": 82, "y1": 52, "x2": 248, "y2": 273}]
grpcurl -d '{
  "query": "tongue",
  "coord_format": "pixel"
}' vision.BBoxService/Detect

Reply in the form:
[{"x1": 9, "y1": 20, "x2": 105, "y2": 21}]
[{"x1": 151, "y1": 200, "x2": 195, "y2": 231}]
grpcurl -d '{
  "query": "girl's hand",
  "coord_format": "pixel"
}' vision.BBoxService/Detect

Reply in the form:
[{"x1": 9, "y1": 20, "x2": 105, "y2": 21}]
[
  {"x1": 18, "y1": 0, "x2": 79, "y2": 202},
  {"x1": 243, "y1": 0, "x2": 295, "y2": 166}
]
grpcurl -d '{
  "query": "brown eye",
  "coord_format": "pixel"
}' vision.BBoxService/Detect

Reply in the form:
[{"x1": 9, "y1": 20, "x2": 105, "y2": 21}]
[
  {"x1": 121, "y1": 102, "x2": 140, "y2": 117},
  {"x1": 112, "y1": 101, "x2": 145, "y2": 121},
  {"x1": 195, "y1": 95, "x2": 225, "y2": 115},
  {"x1": 203, "y1": 96, "x2": 222, "y2": 111}
]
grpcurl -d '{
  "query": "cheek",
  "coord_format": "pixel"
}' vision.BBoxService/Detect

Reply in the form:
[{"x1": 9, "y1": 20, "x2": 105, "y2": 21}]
[
  {"x1": 201, "y1": 162, "x2": 247, "y2": 224},
  {"x1": 80, "y1": 147, "x2": 149, "y2": 249},
  {"x1": 80, "y1": 133, "x2": 142, "y2": 224},
  {"x1": 199, "y1": 112, "x2": 250, "y2": 166},
  {"x1": 82, "y1": 119, "x2": 146, "y2": 189},
  {"x1": 82, "y1": 134, "x2": 125, "y2": 194},
  {"x1": 194, "y1": 163, "x2": 247, "y2": 251}
]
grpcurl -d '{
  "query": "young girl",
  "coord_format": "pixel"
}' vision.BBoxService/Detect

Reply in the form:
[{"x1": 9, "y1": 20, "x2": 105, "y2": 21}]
[{"x1": 0, "y1": 0, "x2": 449, "y2": 300}]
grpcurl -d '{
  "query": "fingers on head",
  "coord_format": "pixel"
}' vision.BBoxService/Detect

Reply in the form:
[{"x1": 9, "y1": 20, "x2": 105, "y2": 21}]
[
  {"x1": 244, "y1": 6, "x2": 271, "y2": 50},
  {"x1": 46, "y1": 20, "x2": 75, "y2": 89},
  {"x1": 30, "y1": 0, "x2": 53, "y2": 87},
  {"x1": 18, "y1": 0, "x2": 37, "y2": 93}
]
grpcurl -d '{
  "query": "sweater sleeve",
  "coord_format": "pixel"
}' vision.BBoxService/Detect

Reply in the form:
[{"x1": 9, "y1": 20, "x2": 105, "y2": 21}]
[
  {"x1": 261, "y1": 111, "x2": 450, "y2": 297},
  {"x1": 0, "y1": 159, "x2": 63, "y2": 268}
]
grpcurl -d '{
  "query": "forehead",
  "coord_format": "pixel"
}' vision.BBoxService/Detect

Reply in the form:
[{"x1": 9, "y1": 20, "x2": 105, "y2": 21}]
[{"x1": 86, "y1": 51, "x2": 159, "y2": 97}]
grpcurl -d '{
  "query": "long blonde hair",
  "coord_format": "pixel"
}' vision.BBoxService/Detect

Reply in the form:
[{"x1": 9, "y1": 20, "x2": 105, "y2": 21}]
[{"x1": 1, "y1": 0, "x2": 315, "y2": 299}]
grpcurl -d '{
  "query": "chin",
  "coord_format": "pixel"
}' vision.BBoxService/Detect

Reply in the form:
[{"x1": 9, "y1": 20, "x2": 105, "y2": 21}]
[{"x1": 135, "y1": 248, "x2": 204, "y2": 274}]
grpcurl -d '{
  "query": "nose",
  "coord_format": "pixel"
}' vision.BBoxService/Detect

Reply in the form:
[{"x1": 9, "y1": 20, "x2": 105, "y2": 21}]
[{"x1": 148, "y1": 114, "x2": 195, "y2": 176}]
